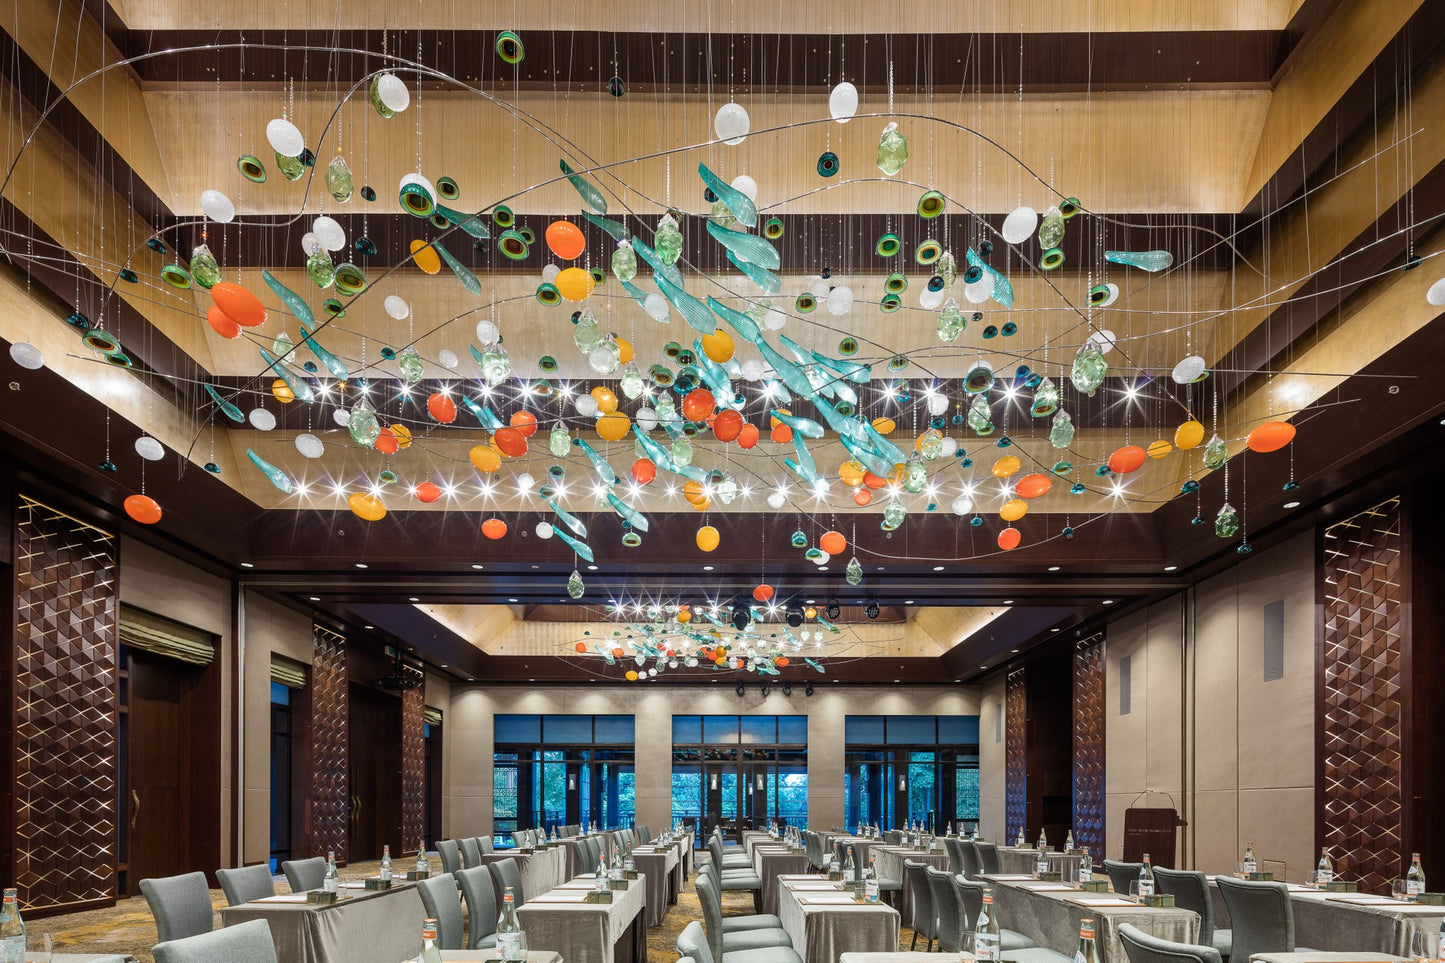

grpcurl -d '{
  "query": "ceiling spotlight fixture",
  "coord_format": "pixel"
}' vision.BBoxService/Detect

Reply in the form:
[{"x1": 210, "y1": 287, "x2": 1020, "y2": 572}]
[
  {"x1": 805, "y1": 683, "x2": 815, "y2": 697},
  {"x1": 1164, "y1": 565, "x2": 1178, "y2": 572},
  {"x1": 736, "y1": 682, "x2": 746, "y2": 697},
  {"x1": 761, "y1": 682, "x2": 771, "y2": 698},
  {"x1": 1048, "y1": 566, "x2": 1060, "y2": 572},
  {"x1": 865, "y1": 601, "x2": 880, "y2": 620},
  {"x1": 240, "y1": 562, "x2": 254, "y2": 569},
  {"x1": 732, "y1": 608, "x2": 750, "y2": 630},
  {"x1": 826, "y1": 602, "x2": 841, "y2": 620},
  {"x1": 1283, "y1": 501, "x2": 1301, "y2": 509},
  {"x1": 1102, "y1": 599, "x2": 1115, "y2": 605},
  {"x1": 782, "y1": 683, "x2": 792, "y2": 696},
  {"x1": 786, "y1": 610, "x2": 803, "y2": 627}
]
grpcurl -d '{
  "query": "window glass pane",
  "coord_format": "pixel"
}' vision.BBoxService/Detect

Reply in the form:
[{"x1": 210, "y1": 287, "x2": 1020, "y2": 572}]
[
  {"x1": 907, "y1": 753, "x2": 936, "y2": 825},
  {"x1": 270, "y1": 681, "x2": 291, "y2": 706},
  {"x1": 493, "y1": 760, "x2": 519, "y2": 836},
  {"x1": 542, "y1": 714, "x2": 593, "y2": 744},
  {"x1": 886, "y1": 716, "x2": 937, "y2": 744},
  {"x1": 777, "y1": 766, "x2": 808, "y2": 825},
  {"x1": 671, "y1": 764, "x2": 703, "y2": 823},
  {"x1": 955, "y1": 759, "x2": 980, "y2": 823},
  {"x1": 704, "y1": 715, "x2": 739, "y2": 744},
  {"x1": 721, "y1": 772, "x2": 738, "y2": 817},
  {"x1": 740, "y1": 716, "x2": 775, "y2": 744},
  {"x1": 594, "y1": 714, "x2": 635, "y2": 744},
  {"x1": 777, "y1": 715, "x2": 808, "y2": 744},
  {"x1": 541, "y1": 751, "x2": 567, "y2": 826},
  {"x1": 939, "y1": 715, "x2": 980, "y2": 745},
  {"x1": 496, "y1": 714, "x2": 541, "y2": 743},
  {"x1": 845, "y1": 715, "x2": 885, "y2": 744},
  {"x1": 672, "y1": 715, "x2": 702, "y2": 744}
]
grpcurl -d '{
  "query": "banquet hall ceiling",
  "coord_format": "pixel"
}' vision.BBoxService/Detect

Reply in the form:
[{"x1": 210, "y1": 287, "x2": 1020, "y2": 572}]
[{"x1": 1, "y1": 0, "x2": 1443, "y2": 684}]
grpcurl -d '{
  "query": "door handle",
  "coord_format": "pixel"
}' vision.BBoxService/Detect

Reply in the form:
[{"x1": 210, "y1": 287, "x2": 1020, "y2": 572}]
[{"x1": 130, "y1": 789, "x2": 141, "y2": 830}]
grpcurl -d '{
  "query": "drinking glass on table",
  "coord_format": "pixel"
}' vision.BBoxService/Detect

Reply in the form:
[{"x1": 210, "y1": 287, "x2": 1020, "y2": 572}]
[
  {"x1": 1411, "y1": 927, "x2": 1438, "y2": 963},
  {"x1": 27, "y1": 932, "x2": 51, "y2": 963},
  {"x1": 1392, "y1": 879, "x2": 1410, "y2": 901}
]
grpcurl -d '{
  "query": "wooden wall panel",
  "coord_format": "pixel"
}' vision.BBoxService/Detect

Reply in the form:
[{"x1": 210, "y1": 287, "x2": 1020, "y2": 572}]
[
  {"x1": 13, "y1": 496, "x2": 117, "y2": 910},
  {"x1": 1073, "y1": 634, "x2": 1106, "y2": 861},
  {"x1": 1319, "y1": 497, "x2": 1403, "y2": 894},
  {"x1": 310, "y1": 625, "x2": 349, "y2": 863},
  {"x1": 401, "y1": 684, "x2": 425, "y2": 854},
  {"x1": 1004, "y1": 668, "x2": 1028, "y2": 842}
]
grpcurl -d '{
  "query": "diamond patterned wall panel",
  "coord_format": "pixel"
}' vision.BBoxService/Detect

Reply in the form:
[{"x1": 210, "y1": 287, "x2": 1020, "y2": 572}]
[
  {"x1": 1005, "y1": 668, "x2": 1028, "y2": 841},
  {"x1": 401, "y1": 683, "x2": 425, "y2": 853},
  {"x1": 13, "y1": 496, "x2": 118, "y2": 910},
  {"x1": 310, "y1": 625, "x2": 349, "y2": 862},
  {"x1": 1073, "y1": 634, "x2": 1106, "y2": 861},
  {"x1": 1321, "y1": 497, "x2": 1403, "y2": 895}
]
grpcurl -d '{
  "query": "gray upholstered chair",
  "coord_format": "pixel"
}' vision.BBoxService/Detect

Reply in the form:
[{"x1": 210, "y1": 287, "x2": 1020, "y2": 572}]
[
  {"x1": 488, "y1": 856, "x2": 526, "y2": 908},
  {"x1": 1104, "y1": 859, "x2": 1144, "y2": 895},
  {"x1": 638, "y1": 825, "x2": 650, "y2": 842},
  {"x1": 701, "y1": 845, "x2": 763, "y2": 912},
  {"x1": 678, "y1": 919, "x2": 802, "y2": 963},
  {"x1": 697, "y1": 865, "x2": 783, "y2": 931},
  {"x1": 927, "y1": 866, "x2": 962, "y2": 951},
  {"x1": 1155, "y1": 867, "x2": 1231, "y2": 958},
  {"x1": 953, "y1": 877, "x2": 1042, "y2": 953},
  {"x1": 710, "y1": 834, "x2": 752, "y2": 869},
  {"x1": 1119, "y1": 922, "x2": 1223, "y2": 963},
  {"x1": 153, "y1": 918, "x2": 277, "y2": 963},
  {"x1": 943, "y1": 837, "x2": 965, "y2": 875},
  {"x1": 438, "y1": 839, "x2": 464, "y2": 877},
  {"x1": 1215, "y1": 876, "x2": 1304, "y2": 963},
  {"x1": 904, "y1": 859, "x2": 936, "y2": 951},
  {"x1": 280, "y1": 857, "x2": 327, "y2": 893},
  {"x1": 459, "y1": 836, "x2": 482, "y2": 869},
  {"x1": 140, "y1": 871, "x2": 214, "y2": 944},
  {"x1": 976, "y1": 841, "x2": 1002, "y2": 875},
  {"x1": 695, "y1": 874, "x2": 793, "y2": 963},
  {"x1": 885, "y1": 830, "x2": 904, "y2": 846},
  {"x1": 960, "y1": 840, "x2": 983, "y2": 880},
  {"x1": 458, "y1": 865, "x2": 499, "y2": 949},
  {"x1": 416, "y1": 873, "x2": 464, "y2": 950},
  {"x1": 216, "y1": 864, "x2": 276, "y2": 906},
  {"x1": 478, "y1": 835, "x2": 495, "y2": 855}
]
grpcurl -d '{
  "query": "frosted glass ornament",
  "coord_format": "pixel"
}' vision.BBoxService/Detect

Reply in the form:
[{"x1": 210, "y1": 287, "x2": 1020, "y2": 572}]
[
  {"x1": 476, "y1": 319, "x2": 500, "y2": 344},
  {"x1": 541, "y1": 263, "x2": 561, "y2": 284},
  {"x1": 135, "y1": 436, "x2": 165, "y2": 461},
  {"x1": 829, "y1": 82, "x2": 858, "y2": 123},
  {"x1": 767, "y1": 491, "x2": 786, "y2": 509},
  {"x1": 636, "y1": 407, "x2": 658, "y2": 432},
  {"x1": 295, "y1": 433, "x2": 325, "y2": 458},
  {"x1": 918, "y1": 286, "x2": 946, "y2": 310},
  {"x1": 301, "y1": 232, "x2": 323, "y2": 256},
  {"x1": 384, "y1": 295, "x2": 409, "y2": 320},
  {"x1": 644, "y1": 293, "x2": 669, "y2": 321},
  {"x1": 312, "y1": 216, "x2": 346, "y2": 251},
  {"x1": 248, "y1": 408, "x2": 276, "y2": 431},
  {"x1": 714, "y1": 102, "x2": 750, "y2": 144},
  {"x1": 374, "y1": 73, "x2": 410, "y2": 113},
  {"x1": 730, "y1": 175, "x2": 758, "y2": 202},
  {"x1": 826, "y1": 286, "x2": 855, "y2": 315},
  {"x1": 951, "y1": 495, "x2": 974, "y2": 516},
  {"x1": 266, "y1": 118, "x2": 305, "y2": 157},
  {"x1": 574, "y1": 394, "x2": 599, "y2": 417},
  {"x1": 1001, "y1": 207, "x2": 1039, "y2": 245},
  {"x1": 741, "y1": 359, "x2": 766, "y2": 381},
  {"x1": 1428, "y1": 277, "x2": 1445, "y2": 306},
  {"x1": 927, "y1": 392, "x2": 950, "y2": 416},
  {"x1": 199, "y1": 190, "x2": 235, "y2": 223},
  {"x1": 437, "y1": 349, "x2": 459, "y2": 369},
  {"x1": 1172, "y1": 355, "x2": 1207, "y2": 384},
  {"x1": 1088, "y1": 329, "x2": 1117, "y2": 355}
]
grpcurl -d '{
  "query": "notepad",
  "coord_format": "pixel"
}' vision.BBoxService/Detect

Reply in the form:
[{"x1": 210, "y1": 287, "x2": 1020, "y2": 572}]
[
  {"x1": 800, "y1": 894, "x2": 865, "y2": 905},
  {"x1": 790, "y1": 883, "x2": 845, "y2": 891},
  {"x1": 253, "y1": 894, "x2": 311, "y2": 903},
  {"x1": 529, "y1": 891, "x2": 591, "y2": 903},
  {"x1": 1068, "y1": 896, "x2": 1135, "y2": 908}
]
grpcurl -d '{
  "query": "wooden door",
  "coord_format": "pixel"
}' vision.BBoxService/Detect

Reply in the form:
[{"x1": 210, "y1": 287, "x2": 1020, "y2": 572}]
[
  {"x1": 348, "y1": 685, "x2": 402, "y2": 861},
  {"x1": 124, "y1": 651, "x2": 190, "y2": 892}
]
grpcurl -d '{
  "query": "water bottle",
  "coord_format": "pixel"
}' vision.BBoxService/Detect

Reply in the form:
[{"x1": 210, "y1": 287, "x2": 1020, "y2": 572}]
[
  {"x1": 420, "y1": 919, "x2": 444, "y2": 963},
  {"x1": 380, "y1": 845, "x2": 393, "y2": 883},
  {"x1": 0, "y1": 889, "x2": 25, "y2": 963},
  {"x1": 323, "y1": 851, "x2": 340, "y2": 894},
  {"x1": 974, "y1": 890, "x2": 1001, "y2": 962},
  {"x1": 1137, "y1": 854, "x2": 1155, "y2": 898},
  {"x1": 1079, "y1": 849, "x2": 1093, "y2": 884},
  {"x1": 864, "y1": 857, "x2": 880, "y2": 902},
  {"x1": 496, "y1": 887, "x2": 524, "y2": 962}
]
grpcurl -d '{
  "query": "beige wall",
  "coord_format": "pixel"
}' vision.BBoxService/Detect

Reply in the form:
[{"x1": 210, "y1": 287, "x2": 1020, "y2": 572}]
[
  {"x1": 442, "y1": 683, "x2": 981, "y2": 839},
  {"x1": 978, "y1": 673, "x2": 1007, "y2": 842},
  {"x1": 1105, "y1": 532, "x2": 1316, "y2": 878},
  {"x1": 118, "y1": 537, "x2": 235, "y2": 860}
]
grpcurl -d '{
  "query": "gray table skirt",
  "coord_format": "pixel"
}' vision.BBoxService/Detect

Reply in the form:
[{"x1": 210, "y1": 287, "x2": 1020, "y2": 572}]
[
  {"x1": 873, "y1": 847, "x2": 948, "y2": 922},
  {"x1": 1209, "y1": 880, "x2": 1445, "y2": 958},
  {"x1": 754, "y1": 848, "x2": 812, "y2": 916},
  {"x1": 777, "y1": 882, "x2": 900, "y2": 963},
  {"x1": 517, "y1": 877, "x2": 646, "y2": 963},
  {"x1": 986, "y1": 878, "x2": 1199, "y2": 963},
  {"x1": 633, "y1": 848, "x2": 679, "y2": 926},
  {"x1": 482, "y1": 848, "x2": 568, "y2": 900},
  {"x1": 220, "y1": 883, "x2": 427, "y2": 963}
]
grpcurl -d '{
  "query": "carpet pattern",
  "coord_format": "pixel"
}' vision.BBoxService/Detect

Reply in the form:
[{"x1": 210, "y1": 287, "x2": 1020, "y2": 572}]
[{"x1": 33, "y1": 855, "x2": 925, "y2": 962}]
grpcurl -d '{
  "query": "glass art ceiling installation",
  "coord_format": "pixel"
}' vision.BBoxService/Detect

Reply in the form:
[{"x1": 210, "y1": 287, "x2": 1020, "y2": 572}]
[{"x1": 2, "y1": 18, "x2": 1440, "y2": 682}]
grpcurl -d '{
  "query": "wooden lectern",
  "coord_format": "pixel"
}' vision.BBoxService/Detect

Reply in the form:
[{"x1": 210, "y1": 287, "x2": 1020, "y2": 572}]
[{"x1": 1122, "y1": 806, "x2": 1179, "y2": 867}]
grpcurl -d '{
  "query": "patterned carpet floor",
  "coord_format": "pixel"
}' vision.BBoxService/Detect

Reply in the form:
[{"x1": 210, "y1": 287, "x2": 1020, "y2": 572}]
[{"x1": 34, "y1": 856, "x2": 922, "y2": 962}]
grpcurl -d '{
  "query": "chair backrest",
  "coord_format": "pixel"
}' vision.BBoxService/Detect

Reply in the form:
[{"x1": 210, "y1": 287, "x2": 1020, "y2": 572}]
[
  {"x1": 638, "y1": 825, "x2": 650, "y2": 842},
  {"x1": 416, "y1": 873, "x2": 464, "y2": 950},
  {"x1": 216, "y1": 865, "x2": 276, "y2": 907},
  {"x1": 437, "y1": 839, "x2": 463, "y2": 877},
  {"x1": 943, "y1": 837, "x2": 965, "y2": 875},
  {"x1": 458, "y1": 866, "x2": 499, "y2": 948},
  {"x1": 153, "y1": 918, "x2": 277, "y2": 963},
  {"x1": 459, "y1": 836, "x2": 482, "y2": 869},
  {"x1": 1215, "y1": 876, "x2": 1295, "y2": 963},
  {"x1": 478, "y1": 835, "x2": 495, "y2": 855},
  {"x1": 927, "y1": 866, "x2": 961, "y2": 951},
  {"x1": 885, "y1": 830, "x2": 904, "y2": 846},
  {"x1": 903, "y1": 859, "x2": 936, "y2": 938},
  {"x1": 678, "y1": 919, "x2": 717, "y2": 963},
  {"x1": 975, "y1": 842, "x2": 1001, "y2": 875},
  {"x1": 1154, "y1": 868, "x2": 1218, "y2": 945},
  {"x1": 1103, "y1": 859, "x2": 1144, "y2": 895},
  {"x1": 140, "y1": 872, "x2": 215, "y2": 944},
  {"x1": 489, "y1": 856, "x2": 526, "y2": 908},
  {"x1": 1118, "y1": 922, "x2": 1224, "y2": 963},
  {"x1": 695, "y1": 872, "x2": 728, "y2": 963},
  {"x1": 952, "y1": 875, "x2": 985, "y2": 935},
  {"x1": 281, "y1": 857, "x2": 327, "y2": 893},
  {"x1": 960, "y1": 840, "x2": 983, "y2": 880}
]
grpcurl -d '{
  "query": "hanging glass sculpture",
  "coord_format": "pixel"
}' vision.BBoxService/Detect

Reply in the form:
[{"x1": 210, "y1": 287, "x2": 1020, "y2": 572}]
[
  {"x1": 324, "y1": 156, "x2": 354, "y2": 202},
  {"x1": 876, "y1": 123, "x2": 908, "y2": 176},
  {"x1": 1105, "y1": 249, "x2": 1174, "y2": 272},
  {"x1": 479, "y1": 344, "x2": 512, "y2": 385},
  {"x1": 573, "y1": 309, "x2": 602, "y2": 354},
  {"x1": 306, "y1": 248, "x2": 334, "y2": 289},
  {"x1": 881, "y1": 499, "x2": 907, "y2": 530},
  {"x1": 845, "y1": 556, "x2": 863, "y2": 585},
  {"x1": 671, "y1": 435, "x2": 693, "y2": 466},
  {"x1": 397, "y1": 347, "x2": 425, "y2": 384},
  {"x1": 1214, "y1": 503, "x2": 1240, "y2": 538},
  {"x1": 619, "y1": 365, "x2": 645, "y2": 400},
  {"x1": 549, "y1": 424, "x2": 571, "y2": 457},
  {"x1": 902, "y1": 454, "x2": 927, "y2": 493},
  {"x1": 654, "y1": 213, "x2": 684, "y2": 266},
  {"x1": 1050, "y1": 410, "x2": 1076, "y2": 448},
  {"x1": 1031, "y1": 377, "x2": 1060, "y2": 417},
  {"x1": 937, "y1": 299, "x2": 966, "y2": 343},
  {"x1": 1204, "y1": 434, "x2": 1228, "y2": 470},
  {"x1": 271, "y1": 330, "x2": 296, "y2": 365},
  {"x1": 967, "y1": 395, "x2": 994, "y2": 435},
  {"x1": 568, "y1": 570, "x2": 586, "y2": 599},
  {"x1": 347, "y1": 401, "x2": 380, "y2": 446},
  {"x1": 1037, "y1": 206, "x2": 1066, "y2": 248},
  {"x1": 190, "y1": 244, "x2": 221, "y2": 289},
  {"x1": 612, "y1": 241, "x2": 638, "y2": 282},
  {"x1": 1070, "y1": 343, "x2": 1108, "y2": 393}
]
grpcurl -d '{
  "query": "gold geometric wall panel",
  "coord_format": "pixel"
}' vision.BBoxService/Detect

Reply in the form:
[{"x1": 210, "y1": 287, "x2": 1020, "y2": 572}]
[
  {"x1": 310, "y1": 625, "x2": 349, "y2": 863},
  {"x1": 13, "y1": 496, "x2": 118, "y2": 910},
  {"x1": 1320, "y1": 497, "x2": 1403, "y2": 895}
]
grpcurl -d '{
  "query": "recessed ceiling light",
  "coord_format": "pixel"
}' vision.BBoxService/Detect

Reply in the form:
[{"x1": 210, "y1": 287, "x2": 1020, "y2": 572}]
[
  {"x1": 587, "y1": 564, "x2": 598, "y2": 571},
  {"x1": 1164, "y1": 565, "x2": 1178, "y2": 572},
  {"x1": 893, "y1": 679, "x2": 900, "y2": 683},
  {"x1": 529, "y1": 678, "x2": 535, "y2": 683},
  {"x1": 905, "y1": 600, "x2": 915, "y2": 605},
  {"x1": 1283, "y1": 500, "x2": 1300, "y2": 509},
  {"x1": 1004, "y1": 600, "x2": 1014, "y2": 605},
  {"x1": 1048, "y1": 566, "x2": 1060, "y2": 572},
  {"x1": 240, "y1": 562, "x2": 254, "y2": 569},
  {"x1": 364, "y1": 625, "x2": 374, "y2": 629},
  {"x1": 1011, "y1": 649, "x2": 1019, "y2": 653},
  {"x1": 308, "y1": 596, "x2": 319, "y2": 602},
  {"x1": 702, "y1": 565, "x2": 714, "y2": 571},
  {"x1": 471, "y1": 563, "x2": 485, "y2": 570},
  {"x1": 440, "y1": 664, "x2": 448, "y2": 668},
  {"x1": 979, "y1": 665, "x2": 987, "y2": 669},
  {"x1": 932, "y1": 565, "x2": 945, "y2": 571},
  {"x1": 355, "y1": 562, "x2": 368, "y2": 569},
  {"x1": 508, "y1": 597, "x2": 519, "y2": 603},
  {"x1": 1051, "y1": 628, "x2": 1061, "y2": 632},
  {"x1": 408, "y1": 596, "x2": 419, "y2": 602},
  {"x1": 1102, "y1": 599, "x2": 1115, "y2": 605},
  {"x1": 818, "y1": 566, "x2": 828, "y2": 571}
]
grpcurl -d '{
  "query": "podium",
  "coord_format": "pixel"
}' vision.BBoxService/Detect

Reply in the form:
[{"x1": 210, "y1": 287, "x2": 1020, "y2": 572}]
[{"x1": 1122, "y1": 807, "x2": 1179, "y2": 866}]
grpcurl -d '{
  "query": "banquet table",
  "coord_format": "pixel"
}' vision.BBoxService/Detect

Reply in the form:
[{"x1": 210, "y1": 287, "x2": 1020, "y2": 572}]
[
  {"x1": 395, "y1": 952, "x2": 564, "y2": 963},
  {"x1": 872, "y1": 846, "x2": 948, "y2": 921},
  {"x1": 54, "y1": 956, "x2": 132, "y2": 963},
  {"x1": 219, "y1": 881, "x2": 426, "y2": 963},
  {"x1": 743, "y1": 831, "x2": 775, "y2": 860},
  {"x1": 482, "y1": 847, "x2": 568, "y2": 900},
  {"x1": 820, "y1": 835, "x2": 875, "y2": 867},
  {"x1": 752, "y1": 845, "x2": 813, "y2": 915},
  {"x1": 517, "y1": 876, "x2": 648, "y2": 963},
  {"x1": 776, "y1": 877, "x2": 900, "y2": 963},
  {"x1": 631, "y1": 843, "x2": 681, "y2": 926},
  {"x1": 1254, "y1": 954, "x2": 1405, "y2": 963},
  {"x1": 1210, "y1": 880, "x2": 1445, "y2": 957},
  {"x1": 840, "y1": 954, "x2": 963, "y2": 963},
  {"x1": 981, "y1": 874, "x2": 1199, "y2": 963}
]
